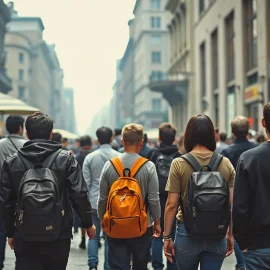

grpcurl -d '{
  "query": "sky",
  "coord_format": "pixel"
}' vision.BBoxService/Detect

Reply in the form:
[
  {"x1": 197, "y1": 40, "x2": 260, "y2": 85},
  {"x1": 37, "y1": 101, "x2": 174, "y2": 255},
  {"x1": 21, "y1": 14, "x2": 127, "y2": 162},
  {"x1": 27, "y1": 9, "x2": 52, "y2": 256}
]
[{"x1": 6, "y1": 0, "x2": 136, "y2": 135}]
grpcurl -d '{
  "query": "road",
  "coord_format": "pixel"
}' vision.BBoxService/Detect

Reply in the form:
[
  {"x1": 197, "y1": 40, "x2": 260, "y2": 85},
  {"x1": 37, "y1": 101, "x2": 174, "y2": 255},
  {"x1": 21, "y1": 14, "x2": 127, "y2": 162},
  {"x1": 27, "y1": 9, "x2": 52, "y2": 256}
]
[{"x1": 3, "y1": 233, "x2": 236, "y2": 269}]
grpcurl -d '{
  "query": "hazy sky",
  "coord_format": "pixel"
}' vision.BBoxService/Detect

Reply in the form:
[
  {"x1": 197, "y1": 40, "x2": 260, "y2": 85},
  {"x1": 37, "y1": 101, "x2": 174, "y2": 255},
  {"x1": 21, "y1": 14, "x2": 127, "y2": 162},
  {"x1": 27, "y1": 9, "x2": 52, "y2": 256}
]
[{"x1": 7, "y1": 0, "x2": 136, "y2": 134}]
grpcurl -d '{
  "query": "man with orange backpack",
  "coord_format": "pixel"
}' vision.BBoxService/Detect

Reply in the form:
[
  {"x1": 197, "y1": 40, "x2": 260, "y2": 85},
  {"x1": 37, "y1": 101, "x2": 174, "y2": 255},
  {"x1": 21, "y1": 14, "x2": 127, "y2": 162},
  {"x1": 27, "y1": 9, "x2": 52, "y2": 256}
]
[{"x1": 98, "y1": 123, "x2": 161, "y2": 270}]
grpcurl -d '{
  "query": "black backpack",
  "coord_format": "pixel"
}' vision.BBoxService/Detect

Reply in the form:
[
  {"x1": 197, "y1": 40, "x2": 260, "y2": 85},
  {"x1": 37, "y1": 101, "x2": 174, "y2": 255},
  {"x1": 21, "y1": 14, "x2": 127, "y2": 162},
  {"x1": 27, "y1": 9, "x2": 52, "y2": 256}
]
[
  {"x1": 181, "y1": 152, "x2": 230, "y2": 240},
  {"x1": 155, "y1": 151, "x2": 178, "y2": 198},
  {"x1": 16, "y1": 149, "x2": 65, "y2": 242}
]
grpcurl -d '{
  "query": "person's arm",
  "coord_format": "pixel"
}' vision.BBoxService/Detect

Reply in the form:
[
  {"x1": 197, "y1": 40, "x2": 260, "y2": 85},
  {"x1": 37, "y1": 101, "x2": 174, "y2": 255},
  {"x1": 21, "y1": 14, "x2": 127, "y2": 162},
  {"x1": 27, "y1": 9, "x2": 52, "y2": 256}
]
[
  {"x1": 232, "y1": 158, "x2": 250, "y2": 251},
  {"x1": 164, "y1": 193, "x2": 179, "y2": 236}
]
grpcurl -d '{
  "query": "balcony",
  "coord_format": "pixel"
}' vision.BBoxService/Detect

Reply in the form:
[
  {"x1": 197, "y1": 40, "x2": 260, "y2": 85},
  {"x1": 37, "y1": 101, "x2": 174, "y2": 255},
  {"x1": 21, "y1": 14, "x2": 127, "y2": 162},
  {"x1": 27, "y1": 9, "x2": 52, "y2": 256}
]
[{"x1": 148, "y1": 72, "x2": 189, "y2": 106}]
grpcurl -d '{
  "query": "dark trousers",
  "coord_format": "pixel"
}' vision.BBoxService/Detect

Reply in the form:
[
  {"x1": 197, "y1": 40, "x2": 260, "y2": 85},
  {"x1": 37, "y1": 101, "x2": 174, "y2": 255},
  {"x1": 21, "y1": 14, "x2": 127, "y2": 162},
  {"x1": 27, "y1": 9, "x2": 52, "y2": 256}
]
[
  {"x1": 108, "y1": 227, "x2": 152, "y2": 270},
  {"x1": 0, "y1": 231, "x2": 6, "y2": 269},
  {"x1": 14, "y1": 238, "x2": 71, "y2": 270}
]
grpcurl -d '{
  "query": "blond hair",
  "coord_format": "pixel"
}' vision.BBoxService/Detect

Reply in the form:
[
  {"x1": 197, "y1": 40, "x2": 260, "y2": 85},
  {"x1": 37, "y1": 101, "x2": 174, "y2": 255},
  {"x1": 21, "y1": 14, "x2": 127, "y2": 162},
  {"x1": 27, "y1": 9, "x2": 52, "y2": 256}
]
[
  {"x1": 122, "y1": 123, "x2": 144, "y2": 145},
  {"x1": 231, "y1": 116, "x2": 250, "y2": 137}
]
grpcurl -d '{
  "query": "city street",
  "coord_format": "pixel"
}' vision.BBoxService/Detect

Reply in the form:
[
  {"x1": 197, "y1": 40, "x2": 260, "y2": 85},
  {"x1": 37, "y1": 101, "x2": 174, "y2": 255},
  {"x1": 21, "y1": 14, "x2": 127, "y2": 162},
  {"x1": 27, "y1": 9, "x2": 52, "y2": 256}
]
[{"x1": 3, "y1": 233, "x2": 236, "y2": 270}]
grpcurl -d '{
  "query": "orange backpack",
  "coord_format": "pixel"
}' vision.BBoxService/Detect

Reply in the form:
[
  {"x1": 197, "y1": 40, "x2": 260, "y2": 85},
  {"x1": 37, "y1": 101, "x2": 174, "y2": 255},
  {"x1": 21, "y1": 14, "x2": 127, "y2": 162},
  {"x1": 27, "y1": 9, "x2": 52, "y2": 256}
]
[{"x1": 103, "y1": 156, "x2": 149, "y2": 239}]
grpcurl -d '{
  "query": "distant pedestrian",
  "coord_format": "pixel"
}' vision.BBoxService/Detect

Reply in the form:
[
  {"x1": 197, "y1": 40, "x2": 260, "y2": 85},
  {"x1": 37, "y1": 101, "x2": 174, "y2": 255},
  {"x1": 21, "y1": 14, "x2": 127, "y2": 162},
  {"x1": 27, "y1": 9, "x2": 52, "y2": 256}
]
[
  {"x1": 0, "y1": 115, "x2": 26, "y2": 270},
  {"x1": 0, "y1": 112, "x2": 96, "y2": 270},
  {"x1": 75, "y1": 135, "x2": 92, "y2": 249},
  {"x1": 216, "y1": 131, "x2": 228, "y2": 154},
  {"x1": 233, "y1": 103, "x2": 270, "y2": 269},
  {"x1": 83, "y1": 127, "x2": 119, "y2": 270},
  {"x1": 61, "y1": 137, "x2": 69, "y2": 150},
  {"x1": 164, "y1": 114, "x2": 234, "y2": 270},
  {"x1": 112, "y1": 128, "x2": 122, "y2": 150},
  {"x1": 147, "y1": 123, "x2": 179, "y2": 270},
  {"x1": 98, "y1": 124, "x2": 161, "y2": 270},
  {"x1": 51, "y1": 132, "x2": 62, "y2": 143},
  {"x1": 221, "y1": 116, "x2": 258, "y2": 270}
]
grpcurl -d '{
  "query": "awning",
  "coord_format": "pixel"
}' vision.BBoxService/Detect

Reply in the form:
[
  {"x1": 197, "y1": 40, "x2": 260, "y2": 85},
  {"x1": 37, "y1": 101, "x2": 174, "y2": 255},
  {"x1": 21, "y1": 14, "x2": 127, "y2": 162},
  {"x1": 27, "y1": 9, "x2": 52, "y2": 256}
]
[{"x1": 53, "y1": 129, "x2": 79, "y2": 140}]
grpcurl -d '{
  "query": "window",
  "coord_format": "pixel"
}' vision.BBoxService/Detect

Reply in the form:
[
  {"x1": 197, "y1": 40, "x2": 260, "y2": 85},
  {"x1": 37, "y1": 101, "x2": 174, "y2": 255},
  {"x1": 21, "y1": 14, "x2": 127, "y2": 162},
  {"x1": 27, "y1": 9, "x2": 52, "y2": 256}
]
[
  {"x1": 151, "y1": 17, "x2": 161, "y2": 28},
  {"x1": 18, "y1": 86, "x2": 25, "y2": 100},
  {"x1": 150, "y1": 70, "x2": 163, "y2": 81},
  {"x1": 200, "y1": 42, "x2": 206, "y2": 109},
  {"x1": 199, "y1": 0, "x2": 205, "y2": 14},
  {"x1": 151, "y1": 35, "x2": 161, "y2": 44},
  {"x1": 19, "y1": 69, "x2": 24, "y2": 81},
  {"x1": 225, "y1": 12, "x2": 235, "y2": 82},
  {"x1": 152, "y1": 99, "x2": 161, "y2": 112},
  {"x1": 152, "y1": 52, "x2": 161, "y2": 63},
  {"x1": 211, "y1": 29, "x2": 218, "y2": 90},
  {"x1": 19, "y1": 52, "x2": 24, "y2": 63},
  {"x1": 245, "y1": 0, "x2": 257, "y2": 71},
  {"x1": 151, "y1": 0, "x2": 161, "y2": 10}
]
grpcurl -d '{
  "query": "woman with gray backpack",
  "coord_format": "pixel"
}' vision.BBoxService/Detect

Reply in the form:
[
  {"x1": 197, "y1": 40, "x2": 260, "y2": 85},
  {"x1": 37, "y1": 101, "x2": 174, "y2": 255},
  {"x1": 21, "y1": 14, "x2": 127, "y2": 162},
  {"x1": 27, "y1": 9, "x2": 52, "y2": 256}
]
[{"x1": 163, "y1": 114, "x2": 235, "y2": 270}]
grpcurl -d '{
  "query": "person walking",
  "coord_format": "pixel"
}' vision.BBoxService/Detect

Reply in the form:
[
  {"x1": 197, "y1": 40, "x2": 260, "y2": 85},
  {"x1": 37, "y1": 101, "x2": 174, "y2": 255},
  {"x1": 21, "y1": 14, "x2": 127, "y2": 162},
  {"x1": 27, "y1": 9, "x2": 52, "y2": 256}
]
[
  {"x1": 0, "y1": 112, "x2": 96, "y2": 270},
  {"x1": 221, "y1": 116, "x2": 258, "y2": 270},
  {"x1": 98, "y1": 123, "x2": 161, "y2": 270},
  {"x1": 147, "y1": 123, "x2": 180, "y2": 270},
  {"x1": 233, "y1": 103, "x2": 270, "y2": 270},
  {"x1": 83, "y1": 127, "x2": 119, "y2": 270},
  {"x1": 0, "y1": 115, "x2": 26, "y2": 270},
  {"x1": 216, "y1": 132, "x2": 228, "y2": 154},
  {"x1": 164, "y1": 114, "x2": 234, "y2": 270}
]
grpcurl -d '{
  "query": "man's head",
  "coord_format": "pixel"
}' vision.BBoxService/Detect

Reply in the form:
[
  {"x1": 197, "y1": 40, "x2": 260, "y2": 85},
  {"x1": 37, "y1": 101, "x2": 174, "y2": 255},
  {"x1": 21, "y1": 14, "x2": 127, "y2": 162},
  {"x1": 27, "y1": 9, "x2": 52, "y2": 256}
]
[
  {"x1": 159, "y1": 123, "x2": 176, "y2": 145},
  {"x1": 80, "y1": 135, "x2": 92, "y2": 148},
  {"x1": 114, "y1": 128, "x2": 122, "y2": 137},
  {"x1": 52, "y1": 132, "x2": 62, "y2": 143},
  {"x1": 231, "y1": 116, "x2": 250, "y2": 138},
  {"x1": 219, "y1": 132, "x2": 227, "y2": 142},
  {"x1": 262, "y1": 102, "x2": 270, "y2": 135},
  {"x1": 25, "y1": 112, "x2": 53, "y2": 140},
  {"x1": 215, "y1": 128, "x2": 219, "y2": 142},
  {"x1": 122, "y1": 123, "x2": 144, "y2": 152},
  {"x1": 143, "y1": 133, "x2": 148, "y2": 144},
  {"x1": 61, "y1": 137, "x2": 69, "y2": 148},
  {"x1": 6, "y1": 115, "x2": 24, "y2": 136},
  {"x1": 96, "y1": 127, "x2": 113, "y2": 145}
]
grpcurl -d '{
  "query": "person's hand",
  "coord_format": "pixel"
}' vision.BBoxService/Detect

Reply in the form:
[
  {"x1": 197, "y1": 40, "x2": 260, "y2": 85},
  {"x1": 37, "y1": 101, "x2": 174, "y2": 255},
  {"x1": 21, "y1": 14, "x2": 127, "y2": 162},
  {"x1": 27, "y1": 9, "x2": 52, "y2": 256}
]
[
  {"x1": 8, "y1": 238, "x2": 14, "y2": 250},
  {"x1": 242, "y1": 249, "x2": 248, "y2": 253},
  {"x1": 226, "y1": 234, "x2": 234, "y2": 257},
  {"x1": 152, "y1": 222, "x2": 161, "y2": 238},
  {"x1": 164, "y1": 238, "x2": 175, "y2": 263},
  {"x1": 86, "y1": 225, "x2": 96, "y2": 240}
]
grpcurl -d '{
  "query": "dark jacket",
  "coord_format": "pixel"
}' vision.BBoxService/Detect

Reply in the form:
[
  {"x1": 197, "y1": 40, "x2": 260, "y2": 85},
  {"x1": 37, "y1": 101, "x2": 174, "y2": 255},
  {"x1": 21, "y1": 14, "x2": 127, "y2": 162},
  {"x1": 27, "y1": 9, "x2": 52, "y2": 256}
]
[
  {"x1": 220, "y1": 137, "x2": 258, "y2": 169},
  {"x1": 233, "y1": 142, "x2": 270, "y2": 250},
  {"x1": 75, "y1": 148, "x2": 92, "y2": 168},
  {"x1": 0, "y1": 139, "x2": 93, "y2": 239}
]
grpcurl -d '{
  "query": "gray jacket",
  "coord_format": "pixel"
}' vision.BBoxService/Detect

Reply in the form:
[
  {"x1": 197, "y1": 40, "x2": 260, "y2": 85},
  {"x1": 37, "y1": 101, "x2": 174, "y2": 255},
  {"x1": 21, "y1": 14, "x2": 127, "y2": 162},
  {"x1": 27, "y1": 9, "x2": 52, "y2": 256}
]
[{"x1": 0, "y1": 134, "x2": 26, "y2": 169}]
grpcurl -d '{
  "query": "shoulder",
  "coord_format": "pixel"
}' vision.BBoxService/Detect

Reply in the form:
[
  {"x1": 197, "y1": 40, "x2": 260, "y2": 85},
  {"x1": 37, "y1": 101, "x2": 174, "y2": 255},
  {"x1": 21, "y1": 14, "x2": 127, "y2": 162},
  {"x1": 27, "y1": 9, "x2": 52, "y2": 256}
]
[
  {"x1": 0, "y1": 138, "x2": 8, "y2": 147},
  {"x1": 240, "y1": 143, "x2": 261, "y2": 159},
  {"x1": 219, "y1": 156, "x2": 234, "y2": 170}
]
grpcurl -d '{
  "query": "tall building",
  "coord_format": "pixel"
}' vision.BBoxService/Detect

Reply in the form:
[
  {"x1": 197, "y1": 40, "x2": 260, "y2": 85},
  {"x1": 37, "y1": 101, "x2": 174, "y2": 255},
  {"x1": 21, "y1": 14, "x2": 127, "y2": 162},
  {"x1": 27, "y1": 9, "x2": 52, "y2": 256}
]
[
  {"x1": 0, "y1": 0, "x2": 12, "y2": 94},
  {"x1": 125, "y1": 0, "x2": 169, "y2": 130},
  {"x1": 149, "y1": 0, "x2": 194, "y2": 132},
  {"x1": 193, "y1": 0, "x2": 270, "y2": 133},
  {"x1": 63, "y1": 88, "x2": 77, "y2": 134}
]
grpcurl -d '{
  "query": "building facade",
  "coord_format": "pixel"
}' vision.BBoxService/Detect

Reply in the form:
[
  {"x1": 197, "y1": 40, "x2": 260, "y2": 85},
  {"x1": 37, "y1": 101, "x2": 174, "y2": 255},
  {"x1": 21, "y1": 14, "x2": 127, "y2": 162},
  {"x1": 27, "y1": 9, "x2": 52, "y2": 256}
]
[
  {"x1": 0, "y1": 0, "x2": 12, "y2": 94},
  {"x1": 194, "y1": 0, "x2": 270, "y2": 133},
  {"x1": 63, "y1": 88, "x2": 77, "y2": 134}
]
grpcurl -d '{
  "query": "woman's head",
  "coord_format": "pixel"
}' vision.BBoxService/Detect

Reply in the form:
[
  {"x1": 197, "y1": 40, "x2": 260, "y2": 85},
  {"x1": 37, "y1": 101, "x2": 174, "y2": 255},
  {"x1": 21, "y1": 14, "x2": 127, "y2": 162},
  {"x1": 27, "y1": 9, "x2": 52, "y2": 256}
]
[{"x1": 184, "y1": 114, "x2": 216, "y2": 152}]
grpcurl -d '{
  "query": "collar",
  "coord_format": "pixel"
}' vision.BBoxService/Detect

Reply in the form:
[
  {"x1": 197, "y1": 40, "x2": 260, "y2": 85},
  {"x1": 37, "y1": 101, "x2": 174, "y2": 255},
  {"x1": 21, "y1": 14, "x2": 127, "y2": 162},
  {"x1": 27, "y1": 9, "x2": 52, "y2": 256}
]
[
  {"x1": 234, "y1": 137, "x2": 249, "y2": 143},
  {"x1": 99, "y1": 144, "x2": 113, "y2": 149},
  {"x1": 8, "y1": 134, "x2": 24, "y2": 139}
]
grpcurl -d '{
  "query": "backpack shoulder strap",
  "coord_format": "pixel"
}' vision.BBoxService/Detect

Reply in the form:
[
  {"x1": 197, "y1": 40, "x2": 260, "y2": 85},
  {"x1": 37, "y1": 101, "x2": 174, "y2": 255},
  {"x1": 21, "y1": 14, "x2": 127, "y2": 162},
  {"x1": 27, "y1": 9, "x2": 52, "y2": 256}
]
[
  {"x1": 208, "y1": 152, "x2": 223, "y2": 171},
  {"x1": 181, "y1": 153, "x2": 201, "y2": 172},
  {"x1": 8, "y1": 137, "x2": 18, "y2": 151},
  {"x1": 44, "y1": 149, "x2": 62, "y2": 169},
  {"x1": 110, "y1": 157, "x2": 124, "y2": 177},
  {"x1": 130, "y1": 157, "x2": 148, "y2": 178}
]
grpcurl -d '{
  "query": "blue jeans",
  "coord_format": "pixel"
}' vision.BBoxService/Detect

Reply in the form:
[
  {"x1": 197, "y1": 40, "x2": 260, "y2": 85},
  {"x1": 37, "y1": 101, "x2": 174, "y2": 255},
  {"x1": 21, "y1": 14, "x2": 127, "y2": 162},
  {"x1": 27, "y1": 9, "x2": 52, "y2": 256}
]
[
  {"x1": 174, "y1": 223, "x2": 226, "y2": 270},
  {"x1": 234, "y1": 240, "x2": 245, "y2": 268},
  {"x1": 88, "y1": 210, "x2": 109, "y2": 269},
  {"x1": 0, "y1": 232, "x2": 6, "y2": 269},
  {"x1": 243, "y1": 248, "x2": 270, "y2": 270}
]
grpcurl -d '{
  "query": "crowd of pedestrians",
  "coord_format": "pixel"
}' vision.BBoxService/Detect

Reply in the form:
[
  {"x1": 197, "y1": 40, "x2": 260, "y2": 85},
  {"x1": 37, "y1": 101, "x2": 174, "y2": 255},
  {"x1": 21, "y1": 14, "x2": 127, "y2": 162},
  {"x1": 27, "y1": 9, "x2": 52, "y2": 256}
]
[{"x1": 0, "y1": 103, "x2": 270, "y2": 270}]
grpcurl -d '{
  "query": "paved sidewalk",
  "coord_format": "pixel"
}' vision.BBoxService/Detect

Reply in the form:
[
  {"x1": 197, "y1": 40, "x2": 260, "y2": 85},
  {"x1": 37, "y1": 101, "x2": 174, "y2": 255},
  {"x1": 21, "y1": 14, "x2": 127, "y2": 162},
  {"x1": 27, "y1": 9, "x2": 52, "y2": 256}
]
[{"x1": 3, "y1": 233, "x2": 236, "y2": 269}]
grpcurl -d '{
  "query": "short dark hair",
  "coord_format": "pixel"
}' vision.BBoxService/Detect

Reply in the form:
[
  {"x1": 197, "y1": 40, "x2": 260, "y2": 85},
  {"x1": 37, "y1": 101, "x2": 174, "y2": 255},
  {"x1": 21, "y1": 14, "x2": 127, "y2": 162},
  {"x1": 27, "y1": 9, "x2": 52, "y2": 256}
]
[
  {"x1": 184, "y1": 114, "x2": 216, "y2": 152},
  {"x1": 219, "y1": 132, "x2": 227, "y2": 142},
  {"x1": 114, "y1": 128, "x2": 122, "y2": 136},
  {"x1": 263, "y1": 103, "x2": 270, "y2": 132},
  {"x1": 159, "y1": 123, "x2": 176, "y2": 145},
  {"x1": 143, "y1": 133, "x2": 148, "y2": 144},
  {"x1": 231, "y1": 116, "x2": 250, "y2": 138},
  {"x1": 6, "y1": 115, "x2": 24, "y2": 134},
  {"x1": 26, "y1": 112, "x2": 54, "y2": 140},
  {"x1": 52, "y1": 132, "x2": 62, "y2": 143},
  {"x1": 80, "y1": 135, "x2": 92, "y2": 147},
  {"x1": 61, "y1": 137, "x2": 68, "y2": 144},
  {"x1": 96, "y1": 127, "x2": 113, "y2": 145}
]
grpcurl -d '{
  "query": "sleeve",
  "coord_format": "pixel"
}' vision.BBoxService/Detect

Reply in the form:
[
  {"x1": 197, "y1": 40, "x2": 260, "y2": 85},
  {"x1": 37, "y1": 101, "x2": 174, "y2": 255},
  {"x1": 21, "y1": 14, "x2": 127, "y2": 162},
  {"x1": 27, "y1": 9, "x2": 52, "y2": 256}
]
[
  {"x1": 82, "y1": 156, "x2": 92, "y2": 194},
  {"x1": 0, "y1": 161, "x2": 16, "y2": 237},
  {"x1": 66, "y1": 154, "x2": 93, "y2": 228},
  {"x1": 165, "y1": 159, "x2": 181, "y2": 193},
  {"x1": 232, "y1": 158, "x2": 249, "y2": 250},
  {"x1": 226, "y1": 158, "x2": 235, "y2": 188},
  {"x1": 147, "y1": 163, "x2": 161, "y2": 221},
  {"x1": 97, "y1": 161, "x2": 111, "y2": 219}
]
